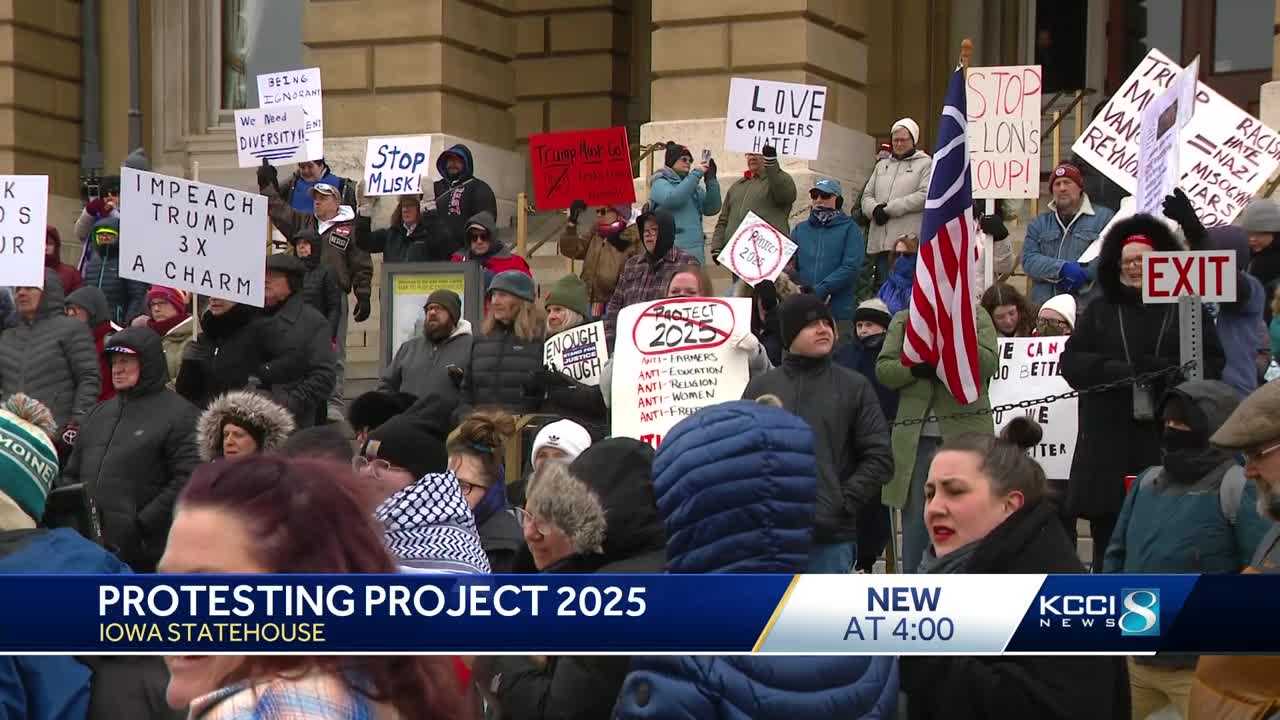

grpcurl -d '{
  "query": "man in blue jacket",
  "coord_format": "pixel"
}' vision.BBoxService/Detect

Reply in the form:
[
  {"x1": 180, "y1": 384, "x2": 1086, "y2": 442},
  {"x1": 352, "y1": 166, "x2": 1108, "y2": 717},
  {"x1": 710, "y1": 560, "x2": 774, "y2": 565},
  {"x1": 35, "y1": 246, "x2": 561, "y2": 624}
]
[
  {"x1": 647, "y1": 142, "x2": 721, "y2": 263},
  {"x1": 791, "y1": 177, "x2": 865, "y2": 324},
  {"x1": 1020, "y1": 162, "x2": 1115, "y2": 305}
]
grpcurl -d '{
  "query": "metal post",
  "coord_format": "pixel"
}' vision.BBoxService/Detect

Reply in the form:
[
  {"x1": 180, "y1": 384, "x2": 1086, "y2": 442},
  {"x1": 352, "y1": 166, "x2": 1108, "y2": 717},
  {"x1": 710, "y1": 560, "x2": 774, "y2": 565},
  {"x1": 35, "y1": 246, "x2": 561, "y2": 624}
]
[{"x1": 1178, "y1": 295, "x2": 1203, "y2": 381}]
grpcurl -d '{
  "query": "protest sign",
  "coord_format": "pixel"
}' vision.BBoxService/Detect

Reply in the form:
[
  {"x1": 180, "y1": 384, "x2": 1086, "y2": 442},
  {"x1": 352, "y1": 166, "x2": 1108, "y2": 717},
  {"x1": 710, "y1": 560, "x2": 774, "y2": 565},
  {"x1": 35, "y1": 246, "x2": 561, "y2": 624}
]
[
  {"x1": 715, "y1": 211, "x2": 797, "y2": 286},
  {"x1": 1073, "y1": 49, "x2": 1280, "y2": 227},
  {"x1": 529, "y1": 127, "x2": 635, "y2": 211},
  {"x1": 989, "y1": 338, "x2": 1077, "y2": 479},
  {"x1": 544, "y1": 321, "x2": 608, "y2": 387},
  {"x1": 965, "y1": 65, "x2": 1041, "y2": 198},
  {"x1": 0, "y1": 175, "x2": 48, "y2": 287},
  {"x1": 256, "y1": 68, "x2": 323, "y2": 160},
  {"x1": 1136, "y1": 58, "x2": 1198, "y2": 215},
  {"x1": 364, "y1": 136, "x2": 432, "y2": 196},
  {"x1": 1142, "y1": 250, "x2": 1237, "y2": 304},
  {"x1": 725, "y1": 78, "x2": 827, "y2": 159},
  {"x1": 120, "y1": 168, "x2": 267, "y2": 307},
  {"x1": 612, "y1": 297, "x2": 752, "y2": 448},
  {"x1": 234, "y1": 106, "x2": 306, "y2": 168}
]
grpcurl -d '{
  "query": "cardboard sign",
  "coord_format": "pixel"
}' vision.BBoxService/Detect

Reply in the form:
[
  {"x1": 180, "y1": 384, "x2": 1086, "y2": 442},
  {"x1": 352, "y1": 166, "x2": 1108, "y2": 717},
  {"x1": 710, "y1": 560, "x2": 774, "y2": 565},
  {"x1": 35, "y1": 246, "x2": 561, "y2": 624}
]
[
  {"x1": 1073, "y1": 49, "x2": 1280, "y2": 227},
  {"x1": 120, "y1": 168, "x2": 268, "y2": 307},
  {"x1": 715, "y1": 211, "x2": 797, "y2": 286},
  {"x1": 965, "y1": 65, "x2": 1042, "y2": 199},
  {"x1": 529, "y1": 127, "x2": 635, "y2": 211},
  {"x1": 234, "y1": 106, "x2": 306, "y2": 168},
  {"x1": 612, "y1": 297, "x2": 752, "y2": 448},
  {"x1": 363, "y1": 136, "x2": 432, "y2": 196},
  {"x1": 256, "y1": 68, "x2": 323, "y2": 161},
  {"x1": 544, "y1": 321, "x2": 608, "y2": 387},
  {"x1": 0, "y1": 175, "x2": 48, "y2": 287},
  {"x1": 725, "y1": 78, "x2": 827, "y2": 159},
  {"x1": 1142, "y1": 250, "x2": 1237, "y2": 304},
  {"x1": 1136, "y1": 59, "x2": 1198, "y2": 215},
  {"x1": 989, "y1": 338, "x2": 1077, "y2": 479}
]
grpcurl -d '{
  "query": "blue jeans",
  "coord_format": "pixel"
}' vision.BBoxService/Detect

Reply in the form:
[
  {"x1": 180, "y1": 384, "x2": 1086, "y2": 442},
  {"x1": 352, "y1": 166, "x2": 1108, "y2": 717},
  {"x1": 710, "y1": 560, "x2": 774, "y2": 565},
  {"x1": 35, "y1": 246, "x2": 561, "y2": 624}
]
[
  {"x1": 902, "y1": 436, "x2": 941, "y2": 573},
  {"x1": 808, "y1": 540, "x2": 857, "y2": 573}
]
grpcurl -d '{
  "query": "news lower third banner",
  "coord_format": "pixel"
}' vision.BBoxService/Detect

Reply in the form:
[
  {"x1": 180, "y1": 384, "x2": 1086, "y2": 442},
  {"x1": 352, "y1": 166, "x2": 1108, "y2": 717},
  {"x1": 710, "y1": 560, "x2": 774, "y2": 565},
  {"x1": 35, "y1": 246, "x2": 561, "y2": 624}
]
[{"x1": 3, "y1": 574, "x2": 1277, "y2": 654}]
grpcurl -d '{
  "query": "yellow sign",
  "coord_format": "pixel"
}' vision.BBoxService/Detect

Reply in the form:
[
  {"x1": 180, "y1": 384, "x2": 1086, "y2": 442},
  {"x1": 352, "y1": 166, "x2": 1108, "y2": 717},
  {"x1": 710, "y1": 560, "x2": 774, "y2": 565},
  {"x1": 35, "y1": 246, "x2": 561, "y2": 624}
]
[{"x1": 394, "y1": 273, "x2": 466, "y2": 296}]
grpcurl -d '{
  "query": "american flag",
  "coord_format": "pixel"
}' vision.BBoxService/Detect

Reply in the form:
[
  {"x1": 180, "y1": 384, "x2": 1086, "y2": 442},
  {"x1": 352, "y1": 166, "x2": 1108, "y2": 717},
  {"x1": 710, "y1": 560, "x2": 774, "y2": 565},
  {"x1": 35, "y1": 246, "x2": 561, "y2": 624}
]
[{"x1": 901, "y1": 66, "x2": 981, "y2": 404}]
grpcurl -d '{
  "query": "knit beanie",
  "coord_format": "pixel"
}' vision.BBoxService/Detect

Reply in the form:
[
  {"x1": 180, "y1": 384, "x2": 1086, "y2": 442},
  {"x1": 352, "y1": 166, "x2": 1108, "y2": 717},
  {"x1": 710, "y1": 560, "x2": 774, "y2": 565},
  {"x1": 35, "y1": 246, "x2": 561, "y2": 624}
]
[
  {"x1": 145, "y1": 286, "x2": 187, "y2": 314},
  {"x1": 488, "y1": 270, "x2": 536, "y2": 303},
  {"x1": 1037, "y1": 294, "x2": 1077, "y2": 331},
  {"x1": 545, "y1": 275, "x2": 591, "y2": 320},
  {"x1": 854, "y1": 298, "x2": 892, "y2": 329},
  {"x1": 348, "y1": 390, "x2": 417, "y2": 433},
  {"x1": 1235, "y1": 199, "x2": 1280, "y2": 234},
  {"x1": 425, "y1": 289, "x2": 462, "y2": 324},
  {"x1": 530, "y1": 419, "x2": 593, "y2": 465},
  {"x1": 364, "y1": 413, "x2": 449, "y2": 482},
  {"x1": 779, "y1": 294, "x2": 835, "y2": 350},
  {"x1": 891, "y1": 118, "x2": 920, "y2": 145},
  {"x1": 1050, "y1": 162, "x2": 1085, "y2": 191},
  {"x1": 265, "y1": 252, "x2": 307, "y2": 294},
  {"x1": 0, "y1": 394, "x2": 59, "y2": 523},
  {"x1": 664, "y1": 142, "x2": 692, "y2": 169}
]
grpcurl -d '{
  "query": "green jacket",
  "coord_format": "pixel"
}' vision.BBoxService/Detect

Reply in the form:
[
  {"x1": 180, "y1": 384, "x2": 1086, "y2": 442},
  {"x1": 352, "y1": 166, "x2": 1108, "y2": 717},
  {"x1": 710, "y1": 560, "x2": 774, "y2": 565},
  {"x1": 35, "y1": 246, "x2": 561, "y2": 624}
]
[
  {"x1": 710, "y1": 158, "x2": 797, "y2": 257},
  {"x1": 875, "y1": 308, "x2": 999, "y2": 508}
]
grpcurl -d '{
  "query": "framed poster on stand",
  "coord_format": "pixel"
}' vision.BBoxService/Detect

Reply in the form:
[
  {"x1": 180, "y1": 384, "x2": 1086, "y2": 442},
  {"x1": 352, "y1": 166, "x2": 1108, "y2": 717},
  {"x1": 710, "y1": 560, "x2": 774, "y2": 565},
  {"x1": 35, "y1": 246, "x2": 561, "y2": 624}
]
[{"x1": 379, "y1": 261, "x2": 484, "y2": 371}]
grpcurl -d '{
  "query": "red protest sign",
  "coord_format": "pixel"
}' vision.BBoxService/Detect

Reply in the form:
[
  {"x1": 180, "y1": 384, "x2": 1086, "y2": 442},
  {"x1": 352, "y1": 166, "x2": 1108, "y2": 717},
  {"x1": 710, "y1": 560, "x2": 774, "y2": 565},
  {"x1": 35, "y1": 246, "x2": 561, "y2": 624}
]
[{"x1": 529, "y1": 126, "x2": 636, "y2": 211}]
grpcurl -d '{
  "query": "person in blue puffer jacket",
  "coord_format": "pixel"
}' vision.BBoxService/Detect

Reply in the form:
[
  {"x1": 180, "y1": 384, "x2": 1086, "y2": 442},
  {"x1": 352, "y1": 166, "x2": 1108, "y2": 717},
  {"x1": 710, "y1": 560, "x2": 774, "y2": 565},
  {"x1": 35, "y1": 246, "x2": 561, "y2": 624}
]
[
  {"x1": 614, "y1": 398, "x2": 898, "y2": 720},
  {"x1": 647, "y1": 142, "x2": 722, "y2": 263},
  {"x1": 792, "y1": 177, "x2": 864, "y2": 323},
  {"x1": 81, "y1": 217, "x2": 148, "y2": 325}
]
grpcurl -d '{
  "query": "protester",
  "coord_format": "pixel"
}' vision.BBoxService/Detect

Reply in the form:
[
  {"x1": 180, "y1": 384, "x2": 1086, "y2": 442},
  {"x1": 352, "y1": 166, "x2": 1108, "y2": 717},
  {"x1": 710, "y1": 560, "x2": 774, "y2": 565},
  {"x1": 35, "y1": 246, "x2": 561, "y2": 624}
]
[
  {"x1": 0, "y1": 270, "x2": 100, "y2": 430},
  {"x1": 616, "y1": 399, "x2": 899, "y2": 718},
  {"x1": 0, "y1": 286, "x2": 13, "y2": 329},
  {"x1": 861, "y1": 119, "x2": 932, "y2": 281},
  {"x1": 1272, "y1": 287, "x2": 1280, "y2": 360},
  {"x1": 1209, "y1": 224, "x2": 1267, "y2": 397},
  {"x1": 174, "y1": 297, "x2": 265, "y2": 409},
  {"x1": 544, "y1": 274, "x2": 590, "y2": 335},
  {"x1": 290, "y1": 228, "x2": 344, "y2": 346},
  {"x1": 736, "y1": 274, "x2": 800, "y2": 366},
  {"x1": 62, "y1": 326, "x2": 199, "y2": 571},
  {"x1": 559, "y1": 202, "x2": 641, "y2": 316},
  {"x1": 711, "y1": 144, "x2": 797, "y2": 270},
  {"x1": 530, "y1": 419, "x2": 593, "y2": 473},
  {"x1": 1036, "y1": 293, "x2": 1076, "y2": 336},
  {"x1": 527, "y1": 274, "x2": 608, "y2": 433},
  {"x1": 280, "y1": 424, "x2": 355, "y2": 465},
  {"x1": 82, "y1": 216, "x2": 148, "y2": 325},
  {"x1": 445, "y1": 410, "x2": 524, "y2": 572},
  {"x1": 512, "y1": 461, "x2": 605, "y2": 572},
  {"x1": 195, "y1": 390, "x2": 296, "y2": 462},
  {"x1": 459, "y1": 271, "x2": 545, "y2": 415},
  {"x1": 743, "y1": 294, "x2": 893, "y2": 572},
  {"x1": 980, "y1": 282, "x2": 1037, "y2": 338},
  {"x1": 451, "y1": 211, "x2": 532, "y2": 292},
  {"x1": 141, "y1": 286, "x2": 193, "y2": 389},
  {"x1": 900, "y1": 419, "x2": 1131, "y2": 719},
  {"x1": 667, "y1": 262, "x2": 715, "y2": 298},
  {"x1": 603, "y1": 209, "x2": 699, "y2": 345},
  {"x1": 359, "y1": 193, "x2": 452, "y2": 262},
  {"x1": 433, "y1": 143, "x2": 498, "y2": 256},
  {"x1": 1062, "y1": 214, "x2": 1226, "y2": 571},
  {"x1": 74, "y1": 173, "x2": 120, "y2": 243},
  {"x1": 64, "y1": 286, "x2": 119, "y2": 403},
  {"x1": 1236, "y1": 197, "x2": 1280, "y2": 299},
  {"x1": 877, "y1": 233, "x2": 918, "y2": 316},
  {"x1": 44, "y1": 226, "x2": 81, "y2": 296},
  {"x1": 258, "y1": 253, "x2": 338, "y2": 427},
  {"x1": 878, "y1": 306, "x2": 999, "y2": 573},
  {"x1": 648, "y1": 142, "x2": 721, "y2": 262},
  {"x1": 1021, "y1": 162, "x2": 1115, "y2": 305},
  {"x1": 275, "y1": 157, "x2": 358, "y2": 213},
  {"x1": 160, "y1": 455, "x2": 469, "y2": 717},
  {"x1": 792, "y1": 178, "x2": 864, "y2": 323},
  {"x1": 380, "y1": 288, "x2": 473, "y2": 402}
]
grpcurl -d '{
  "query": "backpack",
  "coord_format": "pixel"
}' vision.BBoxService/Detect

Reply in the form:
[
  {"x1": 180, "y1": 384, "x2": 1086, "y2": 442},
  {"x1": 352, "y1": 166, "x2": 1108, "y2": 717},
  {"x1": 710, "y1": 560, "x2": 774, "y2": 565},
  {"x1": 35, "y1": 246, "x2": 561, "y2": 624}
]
[{"x1": 1135, "y1": 463, "x2": 1248, "y2": 525}]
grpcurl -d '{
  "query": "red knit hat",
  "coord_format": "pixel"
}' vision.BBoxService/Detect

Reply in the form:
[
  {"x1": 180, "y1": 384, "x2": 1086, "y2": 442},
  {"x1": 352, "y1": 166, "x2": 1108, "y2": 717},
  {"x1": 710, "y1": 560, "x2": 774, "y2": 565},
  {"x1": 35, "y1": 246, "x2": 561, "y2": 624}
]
[
  {"x1": 145, "y1": 286, "x2": 187, "y2": 313},
  {"x1": 1050, "y1": 162, "x2": 1085, "y2": 190}
]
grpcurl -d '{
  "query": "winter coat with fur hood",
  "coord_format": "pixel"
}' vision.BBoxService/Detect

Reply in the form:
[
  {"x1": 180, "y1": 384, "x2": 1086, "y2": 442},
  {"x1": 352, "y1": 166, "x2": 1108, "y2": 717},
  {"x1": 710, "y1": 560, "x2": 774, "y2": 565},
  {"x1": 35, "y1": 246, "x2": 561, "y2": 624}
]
[{"x1": 196, "y1": 391, "x2": 296, "y2": 461}]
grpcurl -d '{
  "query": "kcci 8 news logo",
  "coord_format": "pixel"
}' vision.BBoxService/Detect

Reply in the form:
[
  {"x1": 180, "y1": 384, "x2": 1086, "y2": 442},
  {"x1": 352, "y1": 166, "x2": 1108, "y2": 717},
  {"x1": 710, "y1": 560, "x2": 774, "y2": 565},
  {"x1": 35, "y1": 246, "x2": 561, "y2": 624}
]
[{"x1": 1037, "y1": 588, "x2": 1160, "y2": 636}]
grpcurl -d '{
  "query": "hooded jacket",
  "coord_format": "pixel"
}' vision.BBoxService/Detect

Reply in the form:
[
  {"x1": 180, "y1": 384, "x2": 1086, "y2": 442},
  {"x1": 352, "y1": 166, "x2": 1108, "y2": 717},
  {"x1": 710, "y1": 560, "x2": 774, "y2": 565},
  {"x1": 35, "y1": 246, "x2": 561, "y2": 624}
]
[
  {"x1": 266, "y1": 190, "x2": 373, "y2": 297},
  {"x1": 449, "y1": 211, "x2": 532, "y2": 291},
  {"x1": 1061, "y1": 214, "x2": 1226, "y2": 518},
  {"x1": 0, "y1": 269, "x2": 101, "y2": 427},
  {"x1": 648, "y1": 165, "x2": 722, "y2": 262},
  {"x1": 374, "y1": 470, "x2": 491, "y2": 574},
  {"x1": 792, "y1": 207, "x2": 865, "y2": 321},
  {"x1": 603, "y1": 210, "x2": 698, "y2": 346},
  {"x1": 82, "y1": 217, "x2": 148, "y2": 325},
  {"x1": 291, "y1": 231, "x2": 344, "y2": 340},
  {"x1": 65, "y1": 286, "x2": 119, "y2": 403},
  {"x1": 175, "y1": 303, "x2": 268, "y2": 409},
  {"x1": 615, "y1": 401, "x2": 899, "y2": 720},
  {"x1": 834, "y1": 330, "x2": 898, "y2": 421},
  {"x1": 259, "y1": 287, "x2": 338, "y2": 428},
  {"x1": 559, "y1": 220, "x2": 641, "y2": 306},
  {"x1": 195, "y1": 390, "x2": 297, "y2": 462},
  {"x1": 860, "y1": 149, "x2": 933, "y2": 255},
  {"x1": 433, "y1": 144, "x2": 498, "y2": 257},
  {"x1": 1022, "y1": 195, "x2": 1116, "y2": 305},
  {"x1": 44, "y1": 226, "x2": 82, "y2": 296},
  {"x1": 711, "y1": 157, "x2": 797, "y2": 259},
  {"x1": 61, "y1": 326, "x2": 200, "y2": 571},
  {"x1": 1205, "y1": 226, "x2": 1265, "y2": 397},
  {"x1": 380, "y1": 319, "x2": 475, "y2": 400}
]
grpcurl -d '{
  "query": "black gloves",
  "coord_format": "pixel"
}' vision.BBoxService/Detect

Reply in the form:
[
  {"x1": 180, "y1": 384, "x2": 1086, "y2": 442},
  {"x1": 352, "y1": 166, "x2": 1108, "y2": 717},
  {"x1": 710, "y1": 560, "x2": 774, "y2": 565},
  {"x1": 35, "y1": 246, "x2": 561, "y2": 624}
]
[
  {"x1": 568, "y1": 199, "x2": 587, "y2": 225},
  {"x1": 256, "y1": 159, "x2": 279, "y2": 194},
  {"x1": 704, "y1": 158, "x2": 717, "y2": 180},
  {"x1": 1162, "y1": 188, "x2": 1205, "y2": 247},
  {"x1": 353, "y1": 293, "x2": 371, "y2": 323},
  {"x1": 910, "y1": 363, "x2": 936, "y2": 379},
  {"x1": 979, "y1": 214, "x2": 1009, "y2": 241},
  {"x1": 524, "y1": 369, "x2": 571, "y2": 398},
  {"x1": 872, "y1": 204, "x2": 890, "y2": 226},
  {"x1": 446, "y1": 365, "x2": 465, "y2": 390},
  {"x1": 762, "y1": 144, "x2": 777, "y2": 160}
]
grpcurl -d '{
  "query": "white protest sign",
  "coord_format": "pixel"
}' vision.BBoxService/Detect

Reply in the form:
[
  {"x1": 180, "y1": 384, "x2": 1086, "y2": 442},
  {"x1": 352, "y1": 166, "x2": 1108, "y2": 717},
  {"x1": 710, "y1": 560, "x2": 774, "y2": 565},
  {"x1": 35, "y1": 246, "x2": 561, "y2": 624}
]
[
  {"x1": 1142, "y1": 250, "x2": 1237, "y2": 304},
  {"x1": 715, "y1": 211, "x2": 798, "y2": 286},
  {"x1": 725, "y1": 78, "x2": 826, "y2": 159},
  {"x1": 965, "y1": 65, "x2": 1042, "y2": 199},
  {"x1": 1073, "y1": 49, "x2": 1280, "y2": 227},
  {"x1": 256, "y1": 68, "x2": 323, "y2": 161},
  {"x1": 363, "y1": 136, "x2": 433, "y2": 196},
  {"x1": 544, "y1": 321, "x2": 608, "y2": 387},
  {"x1": 989, "y1": 338, "x2": 1076, "y2": 479},
  {"x1": 612, "y1": 297, "x2": 752, "y2": 448},
  {"x1": 0, "y1": 175, "x2": 48, "y2": 287},
  {"x1": 234, "y1": 106, "x2": 307, "y2": 168},
  {"x1": 1136, "y1": 58, "x2": 1197, "y2": 215},
  {"x1": 120, "y1": 168, "x2": 267, "y2": 307}
]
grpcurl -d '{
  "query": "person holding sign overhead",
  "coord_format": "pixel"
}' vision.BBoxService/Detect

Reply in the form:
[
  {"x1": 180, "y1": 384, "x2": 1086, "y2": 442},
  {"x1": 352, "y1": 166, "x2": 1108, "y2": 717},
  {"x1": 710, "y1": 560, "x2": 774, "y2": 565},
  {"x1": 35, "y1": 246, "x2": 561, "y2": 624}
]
[
  {"x1": 861, "y1": 119, "x2": 932, "y2": 284},
  {"x1": 648, "y1": 142, "x2": 721, "y2": 263},
  {"x1": 559, "y1": 201, "x2": 640, "y2": 317},
  {"x1": 710, "y1": 144, "x2": 796, "y2": 273},
  {"x1": 791, "y1": 178, "x2": 864, "y2": 324}
]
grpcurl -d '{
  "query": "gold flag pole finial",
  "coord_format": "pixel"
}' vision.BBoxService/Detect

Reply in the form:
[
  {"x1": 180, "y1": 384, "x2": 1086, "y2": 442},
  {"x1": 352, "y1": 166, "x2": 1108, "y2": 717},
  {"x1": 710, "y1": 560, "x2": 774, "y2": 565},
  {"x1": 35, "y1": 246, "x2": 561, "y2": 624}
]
[{"x1": 959, "y1": 38, "x2": 973, "y2": 69}]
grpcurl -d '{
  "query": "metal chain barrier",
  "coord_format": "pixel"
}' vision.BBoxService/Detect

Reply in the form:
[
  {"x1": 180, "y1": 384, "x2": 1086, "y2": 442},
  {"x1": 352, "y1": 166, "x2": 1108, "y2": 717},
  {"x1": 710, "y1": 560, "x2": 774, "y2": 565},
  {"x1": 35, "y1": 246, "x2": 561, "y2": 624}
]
[{"x1": 888, "y1": 360, "x2": 1197, "y2": 427}]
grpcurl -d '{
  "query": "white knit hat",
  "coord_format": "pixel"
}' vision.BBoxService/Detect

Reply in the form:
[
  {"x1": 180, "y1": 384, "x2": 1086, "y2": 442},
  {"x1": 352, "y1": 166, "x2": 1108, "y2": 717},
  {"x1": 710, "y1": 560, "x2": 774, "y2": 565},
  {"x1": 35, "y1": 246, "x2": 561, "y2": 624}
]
[
  {"x1": 530, "y1": 420, "x2": 592, "y2": 464},
  {"x1": 892, "y1": 118, "x2": 920, "y2": 145},
  {"x1": 1038, "y1": 294, "x2": 1077, "y2": 331}
]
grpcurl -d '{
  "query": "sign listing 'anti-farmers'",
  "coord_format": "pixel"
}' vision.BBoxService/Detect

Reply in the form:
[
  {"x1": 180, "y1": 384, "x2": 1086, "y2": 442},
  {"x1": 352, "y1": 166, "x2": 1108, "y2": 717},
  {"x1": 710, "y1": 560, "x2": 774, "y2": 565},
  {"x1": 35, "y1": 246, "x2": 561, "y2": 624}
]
[
  {"x1": 364, "y1": 136, "x2": 432, "y2": 196},
  {"x1": 715, "y1": 211, "x2": 798, "y2": 286},
  {"x1": 120, "y1": 168, "x2": 268, "y2": 307},
  {"x1": 965, "y1": 65, "x2": 1042, "y2": 199},
  {"x1": 234, "y1": 106, "x2": 307, "y2": 168},
  {"x1": 612, "y1": 297, "x2": 752, "y2": 448},
  {"x1": 989, "y1": 338, "x2": 1077, "y2": 479},
  {"x1": 256, "y1": 68, "x2": 323, "y2": 161},
  {"x1": 0, "y1": 175, "x2": 48, "y2": 287},
  {"x1": 529, "y1": 127, "x2": 635, "y2": 211},
  {"x1": 544, "y1": 321, "x2": 608, "y2": 387},
  {"x1": 725, "y1": 78, "x2": 827, "y2": 159}
]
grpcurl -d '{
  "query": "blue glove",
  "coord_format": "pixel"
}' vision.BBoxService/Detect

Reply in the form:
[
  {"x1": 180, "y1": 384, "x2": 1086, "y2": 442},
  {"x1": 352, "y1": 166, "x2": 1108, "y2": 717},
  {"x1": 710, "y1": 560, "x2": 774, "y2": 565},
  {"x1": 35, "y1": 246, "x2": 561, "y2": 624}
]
[{"x1": 1059, "y1": 261, "x2": 1088, "y2": 291}]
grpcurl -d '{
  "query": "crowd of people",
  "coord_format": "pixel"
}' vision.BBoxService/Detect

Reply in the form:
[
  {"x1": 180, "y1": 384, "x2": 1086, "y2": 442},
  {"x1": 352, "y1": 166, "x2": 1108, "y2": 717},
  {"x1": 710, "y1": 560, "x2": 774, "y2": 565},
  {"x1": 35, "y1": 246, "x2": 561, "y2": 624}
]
[{"x1": 0, "y1": 120, "x2": 1278, "y2": 719}]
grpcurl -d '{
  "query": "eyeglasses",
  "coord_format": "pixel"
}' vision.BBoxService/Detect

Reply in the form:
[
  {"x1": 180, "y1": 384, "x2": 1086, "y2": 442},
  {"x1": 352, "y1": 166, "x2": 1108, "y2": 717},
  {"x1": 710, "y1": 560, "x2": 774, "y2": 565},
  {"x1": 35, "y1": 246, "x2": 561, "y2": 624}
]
[
  {"x1": 352, "y1": 456, "x2": 407, "y2": 478},
  {"x1": 1244, "y1": 441, "x2": 1280, "y2": 465},
  {"x1": 514, "y1": 507, "x2": 554, "y2": 537},
  {"x1": 1038, "y1": 318, "x2": 1070, "y2": 330},
  {"x1": 1121, "y1": 257, "x2": 1146, "y2": 269},
  {"x1": 458, "y1": 479, "x2": 488, "y2": 497}
]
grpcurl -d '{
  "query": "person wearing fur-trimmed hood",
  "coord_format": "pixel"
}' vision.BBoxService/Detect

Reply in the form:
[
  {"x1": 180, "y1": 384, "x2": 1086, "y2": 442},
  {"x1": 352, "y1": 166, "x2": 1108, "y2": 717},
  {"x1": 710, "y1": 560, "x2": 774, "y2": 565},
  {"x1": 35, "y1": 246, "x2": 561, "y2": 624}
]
[{"x1": 196, "y1": 390, "x2": 296, "y2": 462}]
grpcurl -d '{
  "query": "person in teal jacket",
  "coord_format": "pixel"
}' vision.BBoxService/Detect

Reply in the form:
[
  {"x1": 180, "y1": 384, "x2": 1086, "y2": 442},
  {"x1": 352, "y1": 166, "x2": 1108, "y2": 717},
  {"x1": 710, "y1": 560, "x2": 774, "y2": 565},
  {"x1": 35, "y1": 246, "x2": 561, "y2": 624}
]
[
  {"x1": 647, "y1": 141, "x2": 721, "y2": 263},
  {"x1": 791, "y1": 178, "x2": 864, "y2": 323}
]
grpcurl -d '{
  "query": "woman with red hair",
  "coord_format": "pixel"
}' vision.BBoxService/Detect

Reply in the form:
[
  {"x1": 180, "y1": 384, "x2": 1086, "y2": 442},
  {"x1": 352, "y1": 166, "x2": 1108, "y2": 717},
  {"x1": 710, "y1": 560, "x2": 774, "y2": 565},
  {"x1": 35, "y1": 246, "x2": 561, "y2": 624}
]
[{"x1": 159, "y1": 455, "x2": 473, "y2": 719}]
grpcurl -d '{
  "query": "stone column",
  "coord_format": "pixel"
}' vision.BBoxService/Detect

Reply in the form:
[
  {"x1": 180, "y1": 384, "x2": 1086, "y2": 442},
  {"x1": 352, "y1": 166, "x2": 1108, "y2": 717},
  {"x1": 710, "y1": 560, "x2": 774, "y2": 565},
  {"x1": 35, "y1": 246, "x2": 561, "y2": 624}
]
[{"x1": 1261, "y1": 0, "x2": 1280, "y2": 132}]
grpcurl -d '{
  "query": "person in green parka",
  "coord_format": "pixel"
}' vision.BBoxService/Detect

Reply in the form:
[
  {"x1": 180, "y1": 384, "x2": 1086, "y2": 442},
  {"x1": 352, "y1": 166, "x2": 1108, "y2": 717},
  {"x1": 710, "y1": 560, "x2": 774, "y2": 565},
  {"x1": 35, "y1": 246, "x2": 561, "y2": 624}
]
[{"x1": 876, "y1": 307, "x2": 998, "y2": 573}]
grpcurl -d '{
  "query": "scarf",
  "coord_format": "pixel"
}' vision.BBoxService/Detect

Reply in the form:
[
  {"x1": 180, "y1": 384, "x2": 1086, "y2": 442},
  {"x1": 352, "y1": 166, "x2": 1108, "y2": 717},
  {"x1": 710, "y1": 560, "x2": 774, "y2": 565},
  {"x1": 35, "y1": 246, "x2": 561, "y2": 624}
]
[
  {"x1": 877, "y1": 254, "x2": 917, "y2": 315},
  {"x1": 917, "y1": 540, "x2": 980, "y2": 574},
  {"x1": 809, "y1": 207, "x2": 840, "y2": 227},
  {"x1": 470, "y1": 465, "x2": 509, "y2": 528},
  {"x1": 374, "y1": 471, "x2": 491, "y2": 574},
  {"x1": 596, "y1": 218, "x2": 627, "y2": 241},
  {"x1": 148, "y1": 312, "x2": 189, "y2": 338}
]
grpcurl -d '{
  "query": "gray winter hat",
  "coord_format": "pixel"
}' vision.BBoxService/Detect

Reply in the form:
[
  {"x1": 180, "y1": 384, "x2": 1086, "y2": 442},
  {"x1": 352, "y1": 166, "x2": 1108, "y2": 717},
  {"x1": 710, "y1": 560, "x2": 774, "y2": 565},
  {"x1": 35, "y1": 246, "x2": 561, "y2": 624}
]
[
  {"x1": 488, "y1": 270, "x2": 536, "y2": 303},
  {"x1": 1235, "y1": 199, "x2": 1280, "y2": 234},
  {"x1": 65, "y1": 286, "x2": 111, "y2": 326}
]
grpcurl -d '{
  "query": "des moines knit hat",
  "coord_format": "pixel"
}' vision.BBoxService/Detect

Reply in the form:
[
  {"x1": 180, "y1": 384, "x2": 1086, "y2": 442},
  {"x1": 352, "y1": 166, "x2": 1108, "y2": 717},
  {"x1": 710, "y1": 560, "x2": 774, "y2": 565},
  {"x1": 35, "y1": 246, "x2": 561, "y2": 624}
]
[
  {"x1": 0, "y1": 394, "x2": 59, "y2": 525},
  {"x1": 779, "y1": 294, "x2": 835, "y2": 350}
]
